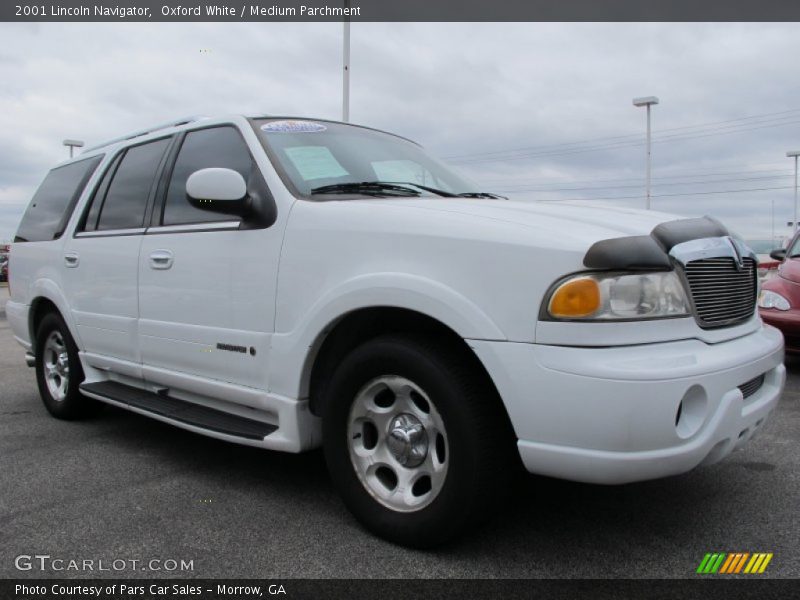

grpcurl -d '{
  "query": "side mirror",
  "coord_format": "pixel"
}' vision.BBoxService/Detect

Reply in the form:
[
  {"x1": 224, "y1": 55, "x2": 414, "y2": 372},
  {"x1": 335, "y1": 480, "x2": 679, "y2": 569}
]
[
  {"x1": 770, "y1": 249, "x2": 787, "y2": 261},
  {"x1": 186, "y1": 168, "x2": 249, "y2": 216}
]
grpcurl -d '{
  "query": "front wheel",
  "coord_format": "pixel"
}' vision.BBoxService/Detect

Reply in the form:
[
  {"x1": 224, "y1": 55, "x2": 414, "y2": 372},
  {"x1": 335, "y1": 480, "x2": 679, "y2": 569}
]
[{"x1": 322, "y1": 334, "x2": 514, "y2": 547}]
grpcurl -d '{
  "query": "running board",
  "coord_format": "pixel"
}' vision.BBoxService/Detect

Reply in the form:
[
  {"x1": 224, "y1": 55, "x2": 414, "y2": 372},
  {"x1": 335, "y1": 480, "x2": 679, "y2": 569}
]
[{"x1": 79, "y1": 381, "x2": 277, "y2": 440}]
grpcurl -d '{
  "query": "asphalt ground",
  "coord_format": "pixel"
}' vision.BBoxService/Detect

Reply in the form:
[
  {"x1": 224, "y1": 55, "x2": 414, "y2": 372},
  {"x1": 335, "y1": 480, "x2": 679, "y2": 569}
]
[{"x1": 0, "y1": 285, "x2": 797, "y2": 579}]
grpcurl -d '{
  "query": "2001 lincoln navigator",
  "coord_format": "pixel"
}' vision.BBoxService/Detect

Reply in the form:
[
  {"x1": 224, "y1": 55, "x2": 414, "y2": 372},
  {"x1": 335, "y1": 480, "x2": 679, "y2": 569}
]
[{"x1": 7, "y1": 115, "x2": 785, "y2": 547}]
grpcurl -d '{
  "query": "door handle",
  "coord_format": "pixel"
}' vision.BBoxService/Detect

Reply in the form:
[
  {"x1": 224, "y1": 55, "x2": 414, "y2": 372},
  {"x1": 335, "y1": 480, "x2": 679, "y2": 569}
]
[
  {"x1": 64, "y1": 252, "x2": 79, "y2": 268},
  {"x1": 149, "y1": 250, "x2": 174, "y2": 270}
]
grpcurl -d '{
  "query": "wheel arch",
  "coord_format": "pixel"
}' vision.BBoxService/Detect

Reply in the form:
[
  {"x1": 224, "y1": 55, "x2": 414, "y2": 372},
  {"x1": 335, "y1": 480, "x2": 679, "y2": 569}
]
[
  {"x1": 303, "y1": 307, "x2": 510, "y2": 425},
  {"x1": 27, "y1": 279, "x2": 79, "y2": 353}
]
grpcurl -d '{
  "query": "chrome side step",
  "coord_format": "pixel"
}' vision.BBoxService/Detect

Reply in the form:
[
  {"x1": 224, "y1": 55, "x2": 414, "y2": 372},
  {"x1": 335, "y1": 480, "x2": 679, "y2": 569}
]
[{"x1": 80, "y1": 380, "x2": 277, "y2": 441}]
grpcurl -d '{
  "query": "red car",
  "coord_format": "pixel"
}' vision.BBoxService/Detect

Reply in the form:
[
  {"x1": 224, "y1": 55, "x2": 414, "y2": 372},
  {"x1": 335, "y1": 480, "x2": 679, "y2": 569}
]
[{"x1": 759, "y1": 235, "x2": 800, "y2": 353}]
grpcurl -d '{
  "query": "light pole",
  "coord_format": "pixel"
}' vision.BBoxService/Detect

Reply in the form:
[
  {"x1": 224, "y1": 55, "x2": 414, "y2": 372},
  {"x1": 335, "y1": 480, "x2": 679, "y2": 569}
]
[
  {"x1": 788, "y1": 150, "x2": 800, "y2": 234},
  {"x1": 342, "y1": 0, "x2": 350, "y2": 122},
  {"x1": 63, "y1": 139, "x2": 84, "y2": 158},
  {"x1": 633, "y1": 96, "x2": 659, "y2": 210},
  {"x1": 771, "y1": 198, "x2": 775, "y2": 246}
]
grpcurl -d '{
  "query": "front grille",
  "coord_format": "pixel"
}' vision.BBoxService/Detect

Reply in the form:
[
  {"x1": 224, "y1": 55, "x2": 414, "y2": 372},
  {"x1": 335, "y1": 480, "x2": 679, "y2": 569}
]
[
  {"x1": 738, "y1": 374, "x2": 765, "y2": 400},
  {"x1": 683, "y1": 257, "x2": 757, "y2": 328}
]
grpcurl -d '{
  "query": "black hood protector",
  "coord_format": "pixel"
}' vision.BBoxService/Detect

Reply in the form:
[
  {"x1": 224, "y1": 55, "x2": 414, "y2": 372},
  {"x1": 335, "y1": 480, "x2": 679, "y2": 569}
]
[{"x1": 583, "y1": 216, "x2": 730, "y2": 271}]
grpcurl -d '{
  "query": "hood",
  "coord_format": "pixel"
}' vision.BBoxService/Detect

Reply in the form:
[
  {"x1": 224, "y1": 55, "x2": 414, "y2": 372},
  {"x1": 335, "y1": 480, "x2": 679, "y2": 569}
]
[{"x1": 360, "y1": 198, "x2": 681, "y2": 249}]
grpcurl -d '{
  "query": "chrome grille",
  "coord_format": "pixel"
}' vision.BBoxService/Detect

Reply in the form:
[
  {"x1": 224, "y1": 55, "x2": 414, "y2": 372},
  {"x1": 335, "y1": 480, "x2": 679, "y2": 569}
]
[
  {"x1": 683, "y1": 257, "x2": 757, "y2": 328},
  {"x1": 738, "y1": 374, "x2": 765, "y2": 400}
]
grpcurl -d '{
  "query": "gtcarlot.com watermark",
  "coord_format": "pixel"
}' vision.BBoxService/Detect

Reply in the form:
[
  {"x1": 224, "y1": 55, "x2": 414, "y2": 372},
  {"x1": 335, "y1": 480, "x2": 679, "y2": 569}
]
[{"x1": 15, "y1": 554, "x2": 194, "y2": 572}]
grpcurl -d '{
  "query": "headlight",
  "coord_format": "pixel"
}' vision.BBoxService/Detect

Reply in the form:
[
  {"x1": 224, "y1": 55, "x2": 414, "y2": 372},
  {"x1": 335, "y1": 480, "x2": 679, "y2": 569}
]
[
  {"x1": 547, "y1": 271, "x2": 690, "y2": 320},
  {"x1": 758, "y1": 290, "x2": 790, "y2": 311}
]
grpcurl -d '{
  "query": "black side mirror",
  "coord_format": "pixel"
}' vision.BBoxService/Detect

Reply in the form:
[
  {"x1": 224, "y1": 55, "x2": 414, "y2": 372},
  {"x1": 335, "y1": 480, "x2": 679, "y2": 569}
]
[{"x1": 770, "y1": 249, "x2": 787, "y2": 261}]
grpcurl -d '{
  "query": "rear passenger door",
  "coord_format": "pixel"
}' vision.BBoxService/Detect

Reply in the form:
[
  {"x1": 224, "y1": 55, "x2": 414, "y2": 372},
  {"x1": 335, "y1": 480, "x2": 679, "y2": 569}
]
[
  {"x1": 137, "y1": 125, "x2": 280, "y2": 391},
  {"x1": 63, "y1": 137, "x2": 172, "y2": 376}
]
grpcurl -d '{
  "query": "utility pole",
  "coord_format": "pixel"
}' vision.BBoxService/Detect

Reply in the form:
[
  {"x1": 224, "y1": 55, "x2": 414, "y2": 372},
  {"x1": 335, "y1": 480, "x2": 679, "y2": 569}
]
[
  {"x1": 788, "y1": 150, "x2": 800, "y2": 234},
  {"x1": 342, "y1": 0, "x2": 350, "y2": 122},
  {"x1": 633, "y1": 96, "x2": 659, "y2": 209}
]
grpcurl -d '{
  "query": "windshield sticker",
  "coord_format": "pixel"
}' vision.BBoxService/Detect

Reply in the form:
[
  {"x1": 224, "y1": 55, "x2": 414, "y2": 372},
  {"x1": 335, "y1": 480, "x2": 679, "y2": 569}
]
[
  {"x1": 261, "y1": 120, "x2": 327, "y2": 133},
  {"x1": 284, "y1": 146, "x2": 349, "y2": 181}
]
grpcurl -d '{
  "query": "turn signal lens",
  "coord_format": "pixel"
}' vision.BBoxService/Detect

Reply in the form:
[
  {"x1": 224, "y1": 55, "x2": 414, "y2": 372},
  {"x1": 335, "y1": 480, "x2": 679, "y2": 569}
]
[{"x1": 548, "y1": 277, "x2": 601, "y2": 318}]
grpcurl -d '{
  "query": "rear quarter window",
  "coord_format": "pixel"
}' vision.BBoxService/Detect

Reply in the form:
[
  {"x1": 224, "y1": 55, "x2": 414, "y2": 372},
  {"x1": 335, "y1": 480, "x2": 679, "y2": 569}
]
[{"x1": 14, "y1": 155, "x2": 103, "y2": 242}]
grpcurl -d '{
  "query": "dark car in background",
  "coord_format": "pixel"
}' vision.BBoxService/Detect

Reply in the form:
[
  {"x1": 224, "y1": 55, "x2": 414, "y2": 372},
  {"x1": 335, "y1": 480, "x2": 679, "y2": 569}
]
[
  {"x1": 0, "y1": 255, "x2": 7, "y2": 282},
  {"x1": 759, "y1": 234, "x2": 800, "y2": 353}
]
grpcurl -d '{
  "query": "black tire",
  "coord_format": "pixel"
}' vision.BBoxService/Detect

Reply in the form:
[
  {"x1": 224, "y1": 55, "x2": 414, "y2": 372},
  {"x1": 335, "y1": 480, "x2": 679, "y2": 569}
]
[
  {"x1": 322, "y1": 334, "x2": 515, "y2": 548},
  {"x1": 35, "y1": 312, "x2": 101, "y2": 420}
]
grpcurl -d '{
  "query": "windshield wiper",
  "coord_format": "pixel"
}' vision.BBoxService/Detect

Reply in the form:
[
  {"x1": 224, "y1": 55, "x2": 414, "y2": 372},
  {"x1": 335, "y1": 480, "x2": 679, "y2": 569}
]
[
  {"x1": 377, "y1": 182, "x2": 458, "y2": 197},
  {"x1": 310, "y1": 182, "x2": 422, "y2": 197},
  {"x1": 310, "y1": 181, "x2": 507, "y2": 200},
  {"x1": 456, "y1": 192, "x2": 508, "y2": 199},
  {"x1": 381, "y1": 182, "x2": 508, "y2": 199}
]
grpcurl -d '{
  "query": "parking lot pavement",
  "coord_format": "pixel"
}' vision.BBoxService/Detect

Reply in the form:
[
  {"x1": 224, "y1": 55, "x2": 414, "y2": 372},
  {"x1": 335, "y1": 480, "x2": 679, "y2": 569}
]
[{"x1": 0, "y1": 314, "x2": 798, "y2": 580}]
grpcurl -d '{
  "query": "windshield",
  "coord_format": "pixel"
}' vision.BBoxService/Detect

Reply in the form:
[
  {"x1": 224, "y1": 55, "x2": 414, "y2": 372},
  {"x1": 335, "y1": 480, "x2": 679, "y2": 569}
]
[
  {"x1": 253, "y1": 118, "x2": 476, "y2": 198},
  {"x1": 787, "y1": 236, "x2": 800, "y2": 257}
]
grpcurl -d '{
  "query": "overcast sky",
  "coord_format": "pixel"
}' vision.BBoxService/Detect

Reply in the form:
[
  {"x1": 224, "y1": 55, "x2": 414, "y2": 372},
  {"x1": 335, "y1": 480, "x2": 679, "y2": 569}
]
[{"x1": 2, "y1": 22, "x2": 800, "y2": 243}]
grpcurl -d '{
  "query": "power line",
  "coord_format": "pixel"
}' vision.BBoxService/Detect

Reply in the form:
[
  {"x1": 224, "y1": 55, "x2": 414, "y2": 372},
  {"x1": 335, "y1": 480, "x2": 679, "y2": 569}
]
[
  {"x1": 479, "y1": 166, "x2": 792, "y2": 188},
  {"x1": 451, "y1": 117, "x2": 800, "y2": 164},
  {"x1": 498, "y1": 173, "x2": 793, "y2": 194},
  {"x1": 443, "y1": 107, "x2": 800, "y2": 161},
  {"x1": 524, "y1": 185, "x2": 794, "y2": 203}
]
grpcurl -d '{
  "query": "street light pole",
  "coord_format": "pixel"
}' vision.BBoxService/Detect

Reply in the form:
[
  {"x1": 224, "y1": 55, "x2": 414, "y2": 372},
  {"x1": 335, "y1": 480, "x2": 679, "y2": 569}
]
[
  {"x1": 342, "y1": 0, "x2": 350, "y2": 122},
  {"x1": 633, "y1": 96, "x2": 659, "y2": 210},
  {"x1": 771, "y1": 198, "x2": 775, "y2": 245},
  {"x1": 789, "y1": 150, "x2": 800, "y2": 235},
  {"x1": 62, "y1": 139, "x2": 84, "y2": 158}
]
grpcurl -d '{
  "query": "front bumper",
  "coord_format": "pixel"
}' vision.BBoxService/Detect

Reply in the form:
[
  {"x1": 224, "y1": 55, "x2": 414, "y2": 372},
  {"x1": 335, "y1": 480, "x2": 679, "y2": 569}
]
[{"x1": 470, "y1": 325, "x2": 785, "y2": 484}]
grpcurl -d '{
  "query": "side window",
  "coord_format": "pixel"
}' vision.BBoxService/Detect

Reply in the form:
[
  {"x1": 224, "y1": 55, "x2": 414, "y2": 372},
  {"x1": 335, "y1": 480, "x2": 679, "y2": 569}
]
[
  {"x1": 162, "y1": 127, "x2": 254, "y2": 226},
  {"x1": 81, "y1": 153, "x2": 122, "y2": 232},
  {"x1": 95, "y1": 138, "x2": 170, "y2": 231},
  {"x1": 15, "y1": 155, "x2": 103, "y2": 242}
]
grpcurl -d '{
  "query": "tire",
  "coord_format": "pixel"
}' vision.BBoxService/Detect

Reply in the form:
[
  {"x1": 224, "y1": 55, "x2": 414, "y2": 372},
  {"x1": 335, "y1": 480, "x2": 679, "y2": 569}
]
[
  {"x1": 322, "y1": 334, "x2": 515, "y2": 548},
  {"x1": 35, "y1": 312, "x2": 101, "y2": 420}
]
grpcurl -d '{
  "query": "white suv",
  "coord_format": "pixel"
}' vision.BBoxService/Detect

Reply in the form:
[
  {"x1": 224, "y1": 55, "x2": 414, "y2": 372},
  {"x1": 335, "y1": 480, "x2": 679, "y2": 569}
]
[{"x1": 7, "y1": 115, "x2": 785, "y2": 547}]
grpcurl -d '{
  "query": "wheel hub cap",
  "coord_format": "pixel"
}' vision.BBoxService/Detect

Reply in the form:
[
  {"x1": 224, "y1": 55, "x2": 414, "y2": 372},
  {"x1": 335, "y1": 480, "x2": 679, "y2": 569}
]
[
  {"x1": 347, "y1": 375, "x2": 449, "y2": 513},
  {"x1": 56, "y1": 353, "x2": 69, "y2": 376},
  {"x1": 43, "y1": 331, "x2": 69, "y2": 402},
  {"x1": 387, "y1": 413, "x2": 428, "y2": 467}
]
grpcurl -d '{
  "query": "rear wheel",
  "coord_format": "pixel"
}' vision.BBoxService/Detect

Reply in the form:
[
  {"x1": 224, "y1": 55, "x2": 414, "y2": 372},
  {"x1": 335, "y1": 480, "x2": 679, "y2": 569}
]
[
  {"x1": 35, "y1": 312, "x2": 101, "y2": 420},
  {"x1": 322, "y1": 334, "x2": 514, "y2": 547}
]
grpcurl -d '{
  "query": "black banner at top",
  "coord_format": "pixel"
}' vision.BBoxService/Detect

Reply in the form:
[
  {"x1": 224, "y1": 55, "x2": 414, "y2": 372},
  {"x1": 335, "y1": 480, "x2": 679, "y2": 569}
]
[{"x1": 3, "y1": 0, "x2": 800, "y2": 22}]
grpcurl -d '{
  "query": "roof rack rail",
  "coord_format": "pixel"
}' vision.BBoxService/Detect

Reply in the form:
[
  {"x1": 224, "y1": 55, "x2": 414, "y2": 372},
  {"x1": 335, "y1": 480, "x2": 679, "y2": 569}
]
[{"x1": 82, "y1": 115, "x2": 206, "y2": 153}]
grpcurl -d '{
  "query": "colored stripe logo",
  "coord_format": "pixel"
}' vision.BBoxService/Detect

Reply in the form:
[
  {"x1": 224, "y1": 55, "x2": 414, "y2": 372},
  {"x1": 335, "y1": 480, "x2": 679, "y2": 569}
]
[{"x1": 696, "y1": 552, "x2": 773, "y2": 574}]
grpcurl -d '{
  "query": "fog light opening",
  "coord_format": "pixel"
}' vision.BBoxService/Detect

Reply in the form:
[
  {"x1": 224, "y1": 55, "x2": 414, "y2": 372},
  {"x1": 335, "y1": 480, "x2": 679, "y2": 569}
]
[{"x1": 676, "y1": 385, "x2": 707, "y2": 439}]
